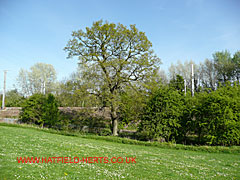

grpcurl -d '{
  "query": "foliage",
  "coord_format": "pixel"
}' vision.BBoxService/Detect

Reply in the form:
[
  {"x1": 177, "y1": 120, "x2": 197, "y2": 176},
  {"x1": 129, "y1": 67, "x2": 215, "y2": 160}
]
[
  {"x1": 19, "y1": 94, "x2": 46, "y2": 126},
  {"x1": 0, "y1": 89, "x2": 25, "y2": 107},
  {"x1": 213, "y1": 50, "x2": 235, "y2": 83},
  {"x1": 138, "y1": 86, "x2": 185, "y2": 142},
  {"x1": 19, "y1": 93, "x2": 59, "y2": 127},
  {"x1": 193, "y1": 82, "x2": 240, "y2": 146},
  {"x1": 177, "y1": 92, "x2": 195, "y2": 144},
  {"x1": 58, "y1": 108, "x2": 109, "y2": 133},
  {"x1": 119, "y1": 86, "x2": 146, "y2": 126},
  {"x1": 118, "y1": 72, "x2": 164, "y2": 129},
  {"x1": 56, "y1": 72, "x2": 100, "y2": 107},
  {"x1": 42, "y1": 94, "x2": 59, "y2": 127},
  {"x1": 137, "y1": 81, "x2": 240, "y2": 146},
  {"x1": 169, "y1": 74, "x2": 185, "y2": 92},
  {"x1": 232, "y1": 50, "x2": 240, "y2": 81}
]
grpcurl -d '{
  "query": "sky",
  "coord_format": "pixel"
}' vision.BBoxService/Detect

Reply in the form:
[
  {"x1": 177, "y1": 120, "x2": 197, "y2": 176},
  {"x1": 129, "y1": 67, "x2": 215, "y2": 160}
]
[{"x1": 0, "y1": 0, "x2": 239, "y2": 91}]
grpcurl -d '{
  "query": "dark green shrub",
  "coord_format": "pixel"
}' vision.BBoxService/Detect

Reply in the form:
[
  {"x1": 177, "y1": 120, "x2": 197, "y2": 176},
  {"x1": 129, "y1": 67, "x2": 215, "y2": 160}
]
[
  {"x1": 193, "y1": 83, "x2": 240, "y2": 146},
  {"x1": 19, "y1": 93, "x2": 59, "y2": 128},
  {"x1": 42, "y1": 94, "x2": 59, "y2": 128},
  {"x1": 119, "y1": 87, "x2": 146, "y2": 126},
  {"x1": 19, "y1": 94, "x2": 46, "y2": 126},
  {"x1": 138, "y1": 86, "x2": 185, "y2": 142}
]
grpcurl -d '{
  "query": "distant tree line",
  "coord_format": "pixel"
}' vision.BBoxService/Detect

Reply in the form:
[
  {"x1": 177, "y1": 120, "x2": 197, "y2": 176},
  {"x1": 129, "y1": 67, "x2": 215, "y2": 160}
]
[{"x1": 168, "y1": 50, "x2": 240, "y2": 91}]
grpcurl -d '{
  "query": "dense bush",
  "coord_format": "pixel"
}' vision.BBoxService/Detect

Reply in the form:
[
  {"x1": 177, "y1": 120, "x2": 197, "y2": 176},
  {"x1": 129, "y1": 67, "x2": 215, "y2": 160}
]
[
  {"x1": 19, "y1": 94, "x2": 59, "y2": 128},
  {"x1": 119, "y1": 87, "x2": 146, "y2": 127},
  {"x1": 138, "y1": 86, "x2": 185, "y2": 142},
  {"x1": 42, "y1": 94, "x2": 59, "y2": 127},
  {"x1": 193, "y1": 83, "x2": 240, "y2": 146},
  {"x1": 19, "y1": 94, "x2": 46, "y2": 126},
  {"x1": 138, "y1": 82, "x2": 240, "y2": 146}
]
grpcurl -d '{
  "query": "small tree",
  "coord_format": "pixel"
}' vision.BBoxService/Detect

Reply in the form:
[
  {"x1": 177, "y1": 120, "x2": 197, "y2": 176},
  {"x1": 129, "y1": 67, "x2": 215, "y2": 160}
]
[
  {"x1": 20, "y1": 94, "x2": 46, "y2": 126},
  {"x1": 19, "y1": 94, "x2": 59, "y2": 128}
]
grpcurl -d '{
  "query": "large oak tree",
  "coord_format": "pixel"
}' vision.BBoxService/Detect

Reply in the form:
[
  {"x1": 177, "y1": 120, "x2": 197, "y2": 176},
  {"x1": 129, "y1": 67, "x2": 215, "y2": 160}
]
[{"x1": 64, "y1": 20, "x2": 161, "y2": 135}]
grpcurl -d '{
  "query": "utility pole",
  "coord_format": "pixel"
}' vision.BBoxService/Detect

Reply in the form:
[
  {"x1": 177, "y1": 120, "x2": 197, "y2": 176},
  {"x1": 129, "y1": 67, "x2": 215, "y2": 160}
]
[
  {"x1": 191, "y1": 64, "x2": 194, "y2": 97},
  {"x1": 2, "y1": 70, "x2": 7, "y2": 109}
]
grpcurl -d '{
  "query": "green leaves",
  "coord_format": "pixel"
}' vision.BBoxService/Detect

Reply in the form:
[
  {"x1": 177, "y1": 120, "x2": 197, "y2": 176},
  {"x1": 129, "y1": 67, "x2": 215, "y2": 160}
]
[
  {"x1": 213, "y1": 50, "x2": 236, "y2": 83},
  {"x1": 138, "y1": 82, "x2": 240, "y2": 146},
  {"x1": 19, "y1": 94, "x2": 59, "y2": 128},
  {"x1": 43, "y1": 94, "x2": 59, "y2": 127},
  {"x1": 4, "y1": 89, "x2": 25, "y2": 107},
  {"x1": 139, "y1": 86, "x2": 185, "y2": 142},
  {"x1": 192, "y1": 83, "x2": 240, "y2": 145}
]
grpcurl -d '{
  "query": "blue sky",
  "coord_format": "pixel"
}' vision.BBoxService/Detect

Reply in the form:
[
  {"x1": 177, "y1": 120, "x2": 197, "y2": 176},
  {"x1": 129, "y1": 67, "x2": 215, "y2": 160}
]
[{"x1": 0, "y1": 0, "x2": 239, "y2": 91}]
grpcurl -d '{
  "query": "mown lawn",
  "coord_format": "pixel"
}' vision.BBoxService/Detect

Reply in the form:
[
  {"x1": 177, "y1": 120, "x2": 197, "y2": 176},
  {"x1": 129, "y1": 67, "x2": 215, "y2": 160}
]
[{"x1": 0, "y1": 125, "x2": 239, "y2": 180}]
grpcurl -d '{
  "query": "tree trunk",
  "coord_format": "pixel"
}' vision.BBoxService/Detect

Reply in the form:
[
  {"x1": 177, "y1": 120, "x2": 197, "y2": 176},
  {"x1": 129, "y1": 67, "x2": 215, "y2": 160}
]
[
  {"x1": 112, "y1": 118, "x2": 118, "y2": 136},
  {"x1": 111, "y1": 105, "x2": 118, "y2": 136}
]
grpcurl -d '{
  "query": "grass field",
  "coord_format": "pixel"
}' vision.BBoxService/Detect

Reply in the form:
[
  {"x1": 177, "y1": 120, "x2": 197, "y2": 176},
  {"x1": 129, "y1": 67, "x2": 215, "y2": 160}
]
[{"x1": 0, "y1": 124, "x2": 239, "y2": 180}]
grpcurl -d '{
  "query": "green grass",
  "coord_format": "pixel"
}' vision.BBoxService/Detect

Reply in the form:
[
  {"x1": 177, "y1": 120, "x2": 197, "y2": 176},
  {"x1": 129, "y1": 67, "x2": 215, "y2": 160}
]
[
  {"x1": 1, "y1": 123, "x2": 240, "y2": 154},
  {"x1": 0, "y1": 125, "x2": 240, "y2": 179}
]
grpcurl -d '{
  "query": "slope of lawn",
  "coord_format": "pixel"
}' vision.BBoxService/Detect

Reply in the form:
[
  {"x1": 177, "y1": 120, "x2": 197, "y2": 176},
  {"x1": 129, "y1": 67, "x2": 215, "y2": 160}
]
[{"x1": 0, "y1": 125, "x2": 239, "y2": 180}]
